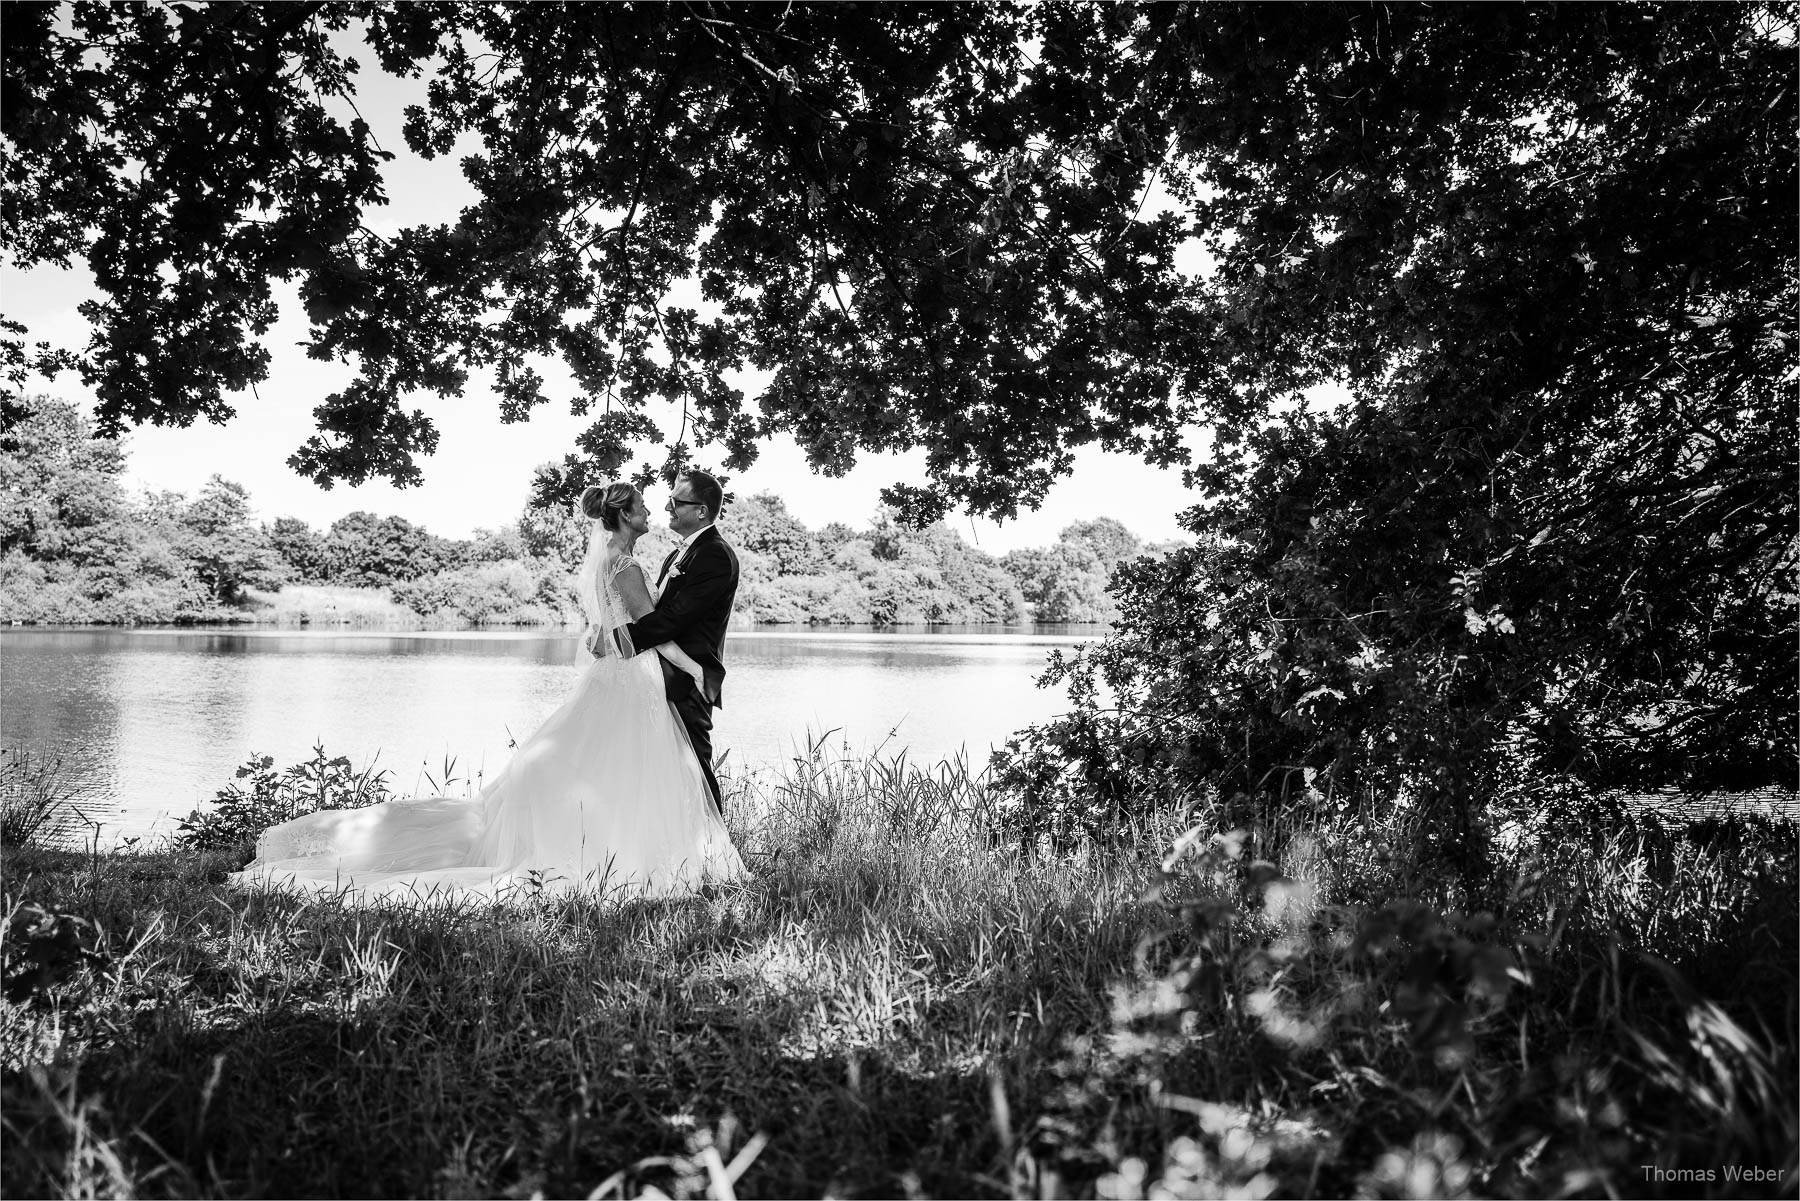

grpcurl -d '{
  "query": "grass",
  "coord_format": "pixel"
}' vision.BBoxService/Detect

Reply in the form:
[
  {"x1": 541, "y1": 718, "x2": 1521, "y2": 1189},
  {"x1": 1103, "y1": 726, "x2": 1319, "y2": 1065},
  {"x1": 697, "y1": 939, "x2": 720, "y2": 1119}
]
[
  {"x1": 0, "y1": 744, "x2": 106, "y2": 850},
  {"x1": 2, "y1": 741, "x2": 1795, "y2": 1199}
]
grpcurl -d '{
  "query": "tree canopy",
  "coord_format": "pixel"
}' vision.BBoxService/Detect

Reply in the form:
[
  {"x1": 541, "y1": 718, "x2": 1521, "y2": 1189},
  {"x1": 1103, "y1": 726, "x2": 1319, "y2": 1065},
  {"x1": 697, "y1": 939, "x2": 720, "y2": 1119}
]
[
  {"x1": 3, "y1": 1, "x2": 1191, "y2": 519},
  {"x1": 4, "y1": 3, "x2": 1791, "y2": 821},
  {"x1": 6, "y1": 4, "x2": 1788, "y2": 505}
]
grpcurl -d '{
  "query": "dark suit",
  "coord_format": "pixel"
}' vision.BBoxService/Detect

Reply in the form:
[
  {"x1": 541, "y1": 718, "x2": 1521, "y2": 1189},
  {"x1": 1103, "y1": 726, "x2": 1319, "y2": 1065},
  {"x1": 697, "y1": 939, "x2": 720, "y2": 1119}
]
[{"x1": 620, "y1": 525, "x2": 739, "y2": 813}]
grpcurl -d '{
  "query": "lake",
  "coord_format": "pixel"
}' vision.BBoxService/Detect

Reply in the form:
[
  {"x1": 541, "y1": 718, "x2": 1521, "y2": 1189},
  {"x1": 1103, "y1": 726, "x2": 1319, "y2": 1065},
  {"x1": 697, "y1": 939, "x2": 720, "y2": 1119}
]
[{"x1": 0, "y1": 625, "x2": 1105, "y2": 842}]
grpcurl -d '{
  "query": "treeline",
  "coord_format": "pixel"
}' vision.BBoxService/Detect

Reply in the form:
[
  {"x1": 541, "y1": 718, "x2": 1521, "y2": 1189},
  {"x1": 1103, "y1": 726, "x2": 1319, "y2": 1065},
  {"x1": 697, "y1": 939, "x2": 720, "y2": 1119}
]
[{"x1": 1, "y1": 396, "x2": 1176, "y2": 627}]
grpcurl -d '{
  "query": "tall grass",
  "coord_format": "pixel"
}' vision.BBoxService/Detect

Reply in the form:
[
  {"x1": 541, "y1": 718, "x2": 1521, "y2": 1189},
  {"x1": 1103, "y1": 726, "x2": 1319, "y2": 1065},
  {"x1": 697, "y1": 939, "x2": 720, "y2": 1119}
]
[
  {"x1": 238, "y1": 584, "x2": 427, "y2": 628},
  {"x1": 2, "y1": 742, "x2": 1794, "y2": 1198},
  {"x1": 0, "y1": 744, "x2": 104, "y2": 849}
]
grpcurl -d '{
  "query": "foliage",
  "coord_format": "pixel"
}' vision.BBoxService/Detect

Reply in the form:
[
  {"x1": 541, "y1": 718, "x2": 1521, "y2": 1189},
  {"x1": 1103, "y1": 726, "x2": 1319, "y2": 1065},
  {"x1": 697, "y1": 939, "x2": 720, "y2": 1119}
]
[
  {"x1": 5, "y1": 3, "x2": 1789, "y2": 839},
  {"x1": 1, "y1": 902, "x2": 109, "y2": 1005},
  {"x1": 462, "y1": 524, "x2": 528, "y2": 565},
  {"x1": 993, "y1": 3, "x2": 1795, "y2": 853},
  {"x1": 2, "y1": 748, "x2": 1792, "y2": 1198},
  {"x1": 516, "y1": 487, "x2": 595, "y2": 578},
  {"x1": 0, "y1": 745, "x2": 96, "y2": 848},
  {"x1": 0, "y1": 392, "x2": 131, "y2": 560},
  {"x1": 266, "y1": 516, "x2": 331, "y2": 585},
  {"x1": 704, "y1": 494, "x2": 1039, "y2": 625},
  {"x1": 389, "y1": 558, "x2": 566, "y2": 626},
  {"x1": 174, "y1": 744, "x2": 393, "y2": 851},
  {"x1": 321, "y1": 510, "x2": 455, "y2": 587},
  {"x1": 176, "y1": 475, "x2": 289, "y2": 603},
  {"x1": 0, "y1": 395, "x2": 214, "y2": 622},
  {"x1": 0, "y1": 397, "x2": 1127, "y2": 627},
  {"x1": 1080, "y1": 808, "x2": 1798, "y2": 1199},
  {"x1": 1001, "y1": 518, "x2": 1150, "y2": 624},
  {"x1": 3, "y1": 3, "x2": 1190, "y2": 520},
  {"x1": 728, "y1": 493, "x2": 828, "y2": 577}
]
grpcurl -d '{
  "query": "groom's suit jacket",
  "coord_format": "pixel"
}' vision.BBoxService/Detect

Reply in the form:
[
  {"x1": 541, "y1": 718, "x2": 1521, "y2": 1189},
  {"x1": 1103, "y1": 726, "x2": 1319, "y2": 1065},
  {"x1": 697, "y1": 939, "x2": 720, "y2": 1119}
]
[{"x1": 622, "y1": 525, "x2": 739, "y2": 708}]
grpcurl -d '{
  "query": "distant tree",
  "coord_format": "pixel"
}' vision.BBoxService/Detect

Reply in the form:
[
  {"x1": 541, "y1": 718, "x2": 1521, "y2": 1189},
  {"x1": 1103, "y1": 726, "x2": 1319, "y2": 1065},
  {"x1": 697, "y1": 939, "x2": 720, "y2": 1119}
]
[
  {"x1": 830, "y1": 537, "x2": 937, "y2": 625},
  {"x1": 518, "y1": 482, "x2": 591, "y2": 577},
  {"x1": 0, "y1": 398, "x2": 226, "y2": 621},
  {"x1": 803, "y1": 511, "x2": 1028, "y2": 625},
  {"x1": 1003, "y1": 538, "x2": 1116, "y2": 624},
  {"x1": 1000, "y1": 517, "x2": 1148, "y2": 622},
  {"x1": 1060, "y1": 518, "x2": 1142, "y2": 568},
  {"x1": 729, "y1": 494, "x2": 825, "y2": 576},
  {"x1": 866, "y1": 511, "x2": 910, "y2": 564},
  {"x1": 179, "y1": 476, "x2": 289, "y2": 603},
  {"x1": 267, "y1": 517, "x2": 331, "y2": 584},
  {"x1": 462, "y1": 525, "x2": 528, "y2": 565},
  {"x1": 815, "y1": 523, "x2": 859, "y2": 552},
  {"x1": 323, "y1": 512, "x2": 448, "y2": 586},
  {"x1": 0, "y1": 394, "x2": 131, "y2": 561},
  {"x1": 919, "y1": 524, "x2": 1028, "y2": 624}
]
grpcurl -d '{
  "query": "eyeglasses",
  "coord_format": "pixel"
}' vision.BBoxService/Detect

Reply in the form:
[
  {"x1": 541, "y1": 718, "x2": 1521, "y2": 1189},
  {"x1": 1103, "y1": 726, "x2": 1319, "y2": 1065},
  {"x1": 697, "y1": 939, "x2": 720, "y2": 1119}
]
[{"x1": 669, "y1": 495, "x2": 706, "y2": 508}]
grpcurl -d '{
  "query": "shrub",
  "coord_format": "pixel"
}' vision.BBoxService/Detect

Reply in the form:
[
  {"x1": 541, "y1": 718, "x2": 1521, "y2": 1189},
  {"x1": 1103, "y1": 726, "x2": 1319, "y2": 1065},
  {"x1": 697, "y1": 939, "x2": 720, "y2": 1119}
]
[
  {"x1": 2, "y1": 903, "x2": 111, "y2": 1005},
  {"x1": 175, "y1": 744, "x2": 393, "y2": 850},
  {"x1": 390, "y1": 558, "x2": 571, "y2": 625}
]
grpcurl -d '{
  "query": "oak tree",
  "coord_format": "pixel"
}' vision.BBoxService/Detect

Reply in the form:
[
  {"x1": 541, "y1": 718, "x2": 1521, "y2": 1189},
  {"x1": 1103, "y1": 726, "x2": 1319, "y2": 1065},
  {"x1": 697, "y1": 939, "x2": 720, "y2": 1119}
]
[{"x1": 5, "y1": 3, "x2": 1790, "y2": 837}]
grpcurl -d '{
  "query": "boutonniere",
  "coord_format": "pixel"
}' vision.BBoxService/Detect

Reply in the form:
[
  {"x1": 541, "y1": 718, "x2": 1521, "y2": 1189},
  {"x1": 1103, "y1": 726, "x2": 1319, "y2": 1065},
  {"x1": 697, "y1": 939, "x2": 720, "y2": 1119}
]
[{"x1": 665, "y1": 562, "x2": 686, "y2": 584}]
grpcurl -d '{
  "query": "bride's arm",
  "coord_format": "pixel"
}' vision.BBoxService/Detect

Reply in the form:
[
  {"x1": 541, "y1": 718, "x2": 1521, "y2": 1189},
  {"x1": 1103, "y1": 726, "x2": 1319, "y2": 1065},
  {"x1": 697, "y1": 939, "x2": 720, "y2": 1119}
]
[{"x1": 611, "y1": 559, "x2": 706, "y2": 687}]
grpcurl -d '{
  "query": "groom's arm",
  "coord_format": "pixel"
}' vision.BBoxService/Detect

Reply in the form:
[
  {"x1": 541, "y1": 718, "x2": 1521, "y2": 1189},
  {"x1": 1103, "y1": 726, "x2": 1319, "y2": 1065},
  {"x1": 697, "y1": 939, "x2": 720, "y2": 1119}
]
[{"x1": 621, "y1": 543, "x2": 734, "y2": 652}]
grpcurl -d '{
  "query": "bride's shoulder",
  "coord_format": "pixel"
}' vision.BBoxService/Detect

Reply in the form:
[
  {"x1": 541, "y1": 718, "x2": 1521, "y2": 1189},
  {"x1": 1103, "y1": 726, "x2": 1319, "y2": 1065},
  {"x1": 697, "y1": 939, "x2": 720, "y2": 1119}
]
[{"x1": 603, "y1": 548, "x2": 644, "y2": 578}]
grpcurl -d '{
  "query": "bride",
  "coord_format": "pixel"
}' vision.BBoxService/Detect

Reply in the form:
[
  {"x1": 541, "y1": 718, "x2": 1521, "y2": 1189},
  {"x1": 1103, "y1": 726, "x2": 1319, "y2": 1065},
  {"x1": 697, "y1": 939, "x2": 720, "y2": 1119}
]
[{"x1": 230, "y1": 483, "x2": 746, "y2": 901}]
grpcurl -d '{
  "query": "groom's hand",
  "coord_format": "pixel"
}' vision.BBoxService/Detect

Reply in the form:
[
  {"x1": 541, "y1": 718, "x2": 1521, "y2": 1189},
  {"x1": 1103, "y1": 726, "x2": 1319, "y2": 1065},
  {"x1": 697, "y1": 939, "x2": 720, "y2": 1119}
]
[{"x1": 623, "y1": 544, "x2": 733, "y2": 648}]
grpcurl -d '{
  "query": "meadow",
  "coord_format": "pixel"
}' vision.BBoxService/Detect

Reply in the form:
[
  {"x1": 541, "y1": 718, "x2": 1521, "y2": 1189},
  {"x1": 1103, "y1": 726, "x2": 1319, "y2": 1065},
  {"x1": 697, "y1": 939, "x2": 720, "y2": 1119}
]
[{"x1": 2, "y1": 742, "x2": 1794, "y2": 1199}]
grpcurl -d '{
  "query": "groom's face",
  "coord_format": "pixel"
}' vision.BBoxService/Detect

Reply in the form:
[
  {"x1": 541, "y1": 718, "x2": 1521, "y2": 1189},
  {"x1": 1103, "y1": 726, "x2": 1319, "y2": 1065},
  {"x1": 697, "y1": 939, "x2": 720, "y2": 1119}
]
[{"x1": 665, "y1": 482, "x2": 709, "y2": 537}]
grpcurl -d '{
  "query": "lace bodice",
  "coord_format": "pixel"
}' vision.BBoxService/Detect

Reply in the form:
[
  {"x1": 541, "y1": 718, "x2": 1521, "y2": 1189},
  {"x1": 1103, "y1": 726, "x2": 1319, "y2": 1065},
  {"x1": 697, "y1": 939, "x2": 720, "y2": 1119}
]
[{"x1": 589, "y1": 551, "x2": 649, "y2": 658}]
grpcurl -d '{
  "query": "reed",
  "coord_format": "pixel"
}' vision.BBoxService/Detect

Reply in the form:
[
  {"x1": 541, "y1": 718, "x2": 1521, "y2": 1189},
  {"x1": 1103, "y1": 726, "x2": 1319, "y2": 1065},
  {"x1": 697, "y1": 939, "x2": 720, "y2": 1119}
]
[
  {"x1": 239, "y1": 584, "x2": 427, "y2": 628},
  {"x1": 2, "y1": 742, "x2": 1793, "y2": 1199},
  {"x1": 0, "y1": 744, "x2": 105, "y2": 850}
]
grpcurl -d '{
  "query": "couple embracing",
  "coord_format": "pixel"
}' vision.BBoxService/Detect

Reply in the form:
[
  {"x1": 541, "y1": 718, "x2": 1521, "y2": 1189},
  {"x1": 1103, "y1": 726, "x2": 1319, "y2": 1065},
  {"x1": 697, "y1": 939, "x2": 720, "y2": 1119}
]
[{"x1": 233, "y1": 471, "x2": 747, "y2": 901}]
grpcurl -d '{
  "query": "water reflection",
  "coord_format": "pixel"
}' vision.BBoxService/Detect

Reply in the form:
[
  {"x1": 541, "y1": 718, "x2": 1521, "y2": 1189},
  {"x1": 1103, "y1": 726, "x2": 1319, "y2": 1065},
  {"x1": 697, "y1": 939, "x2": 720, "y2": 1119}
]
[{"x1": 1, "y1": 625, "x2": 1098, "y2": 841}]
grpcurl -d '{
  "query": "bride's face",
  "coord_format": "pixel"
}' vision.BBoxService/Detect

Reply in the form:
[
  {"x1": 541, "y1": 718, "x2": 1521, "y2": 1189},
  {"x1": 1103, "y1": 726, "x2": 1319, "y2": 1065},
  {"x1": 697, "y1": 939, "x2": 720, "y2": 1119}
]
[{"x1": 624, "y1": 493, "x2": 651, "y2": 535}]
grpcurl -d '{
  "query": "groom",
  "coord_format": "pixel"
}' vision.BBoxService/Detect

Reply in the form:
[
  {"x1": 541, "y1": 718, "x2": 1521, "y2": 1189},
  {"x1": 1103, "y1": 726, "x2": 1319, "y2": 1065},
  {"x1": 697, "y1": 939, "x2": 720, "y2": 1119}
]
[{"x1": 616, "y1": 470, "x2": 739, "y2": 814}]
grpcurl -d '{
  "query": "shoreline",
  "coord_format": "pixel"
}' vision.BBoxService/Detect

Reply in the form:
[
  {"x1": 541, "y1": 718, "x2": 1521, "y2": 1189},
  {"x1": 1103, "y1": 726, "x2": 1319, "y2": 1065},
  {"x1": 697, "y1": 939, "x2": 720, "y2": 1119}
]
[{"x1": 0, "y1": 622, "x2": 1109, "y2": 645}]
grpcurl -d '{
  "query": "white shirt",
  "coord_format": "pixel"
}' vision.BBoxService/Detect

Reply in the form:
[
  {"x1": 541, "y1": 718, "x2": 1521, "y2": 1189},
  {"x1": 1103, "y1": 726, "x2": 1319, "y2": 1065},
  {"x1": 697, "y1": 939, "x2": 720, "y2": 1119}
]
[{"x1": 666, "y1": 524, "x2": 714, "y2": 578}]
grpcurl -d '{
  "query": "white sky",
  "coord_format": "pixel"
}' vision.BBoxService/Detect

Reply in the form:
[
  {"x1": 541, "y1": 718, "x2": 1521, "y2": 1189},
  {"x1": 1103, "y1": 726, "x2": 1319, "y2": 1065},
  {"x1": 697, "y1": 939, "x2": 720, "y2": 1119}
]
[{"x1": 0, "y1": 31, "x2": 1223, "y2": 553}]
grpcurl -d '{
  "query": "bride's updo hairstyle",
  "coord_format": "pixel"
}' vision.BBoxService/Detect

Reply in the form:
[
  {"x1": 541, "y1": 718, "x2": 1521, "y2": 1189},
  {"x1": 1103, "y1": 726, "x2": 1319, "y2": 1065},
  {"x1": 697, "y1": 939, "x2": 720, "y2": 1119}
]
[{"x1": 580, "y1": 482, "x2": 638, "y2": 530}]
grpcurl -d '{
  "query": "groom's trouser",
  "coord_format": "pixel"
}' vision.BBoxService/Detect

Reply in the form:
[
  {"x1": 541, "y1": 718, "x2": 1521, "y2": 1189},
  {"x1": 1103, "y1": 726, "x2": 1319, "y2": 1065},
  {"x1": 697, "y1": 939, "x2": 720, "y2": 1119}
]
[{"x1": 673, "y1": 688, "x2": 724, "y2": 815}]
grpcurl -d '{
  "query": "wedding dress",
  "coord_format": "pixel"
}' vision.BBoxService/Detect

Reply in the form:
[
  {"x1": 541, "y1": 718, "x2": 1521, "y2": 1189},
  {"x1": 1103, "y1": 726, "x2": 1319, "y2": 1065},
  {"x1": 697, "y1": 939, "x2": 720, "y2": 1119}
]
[{"x1": 229, "y1": 543, "x2": 745, "y2": 902}]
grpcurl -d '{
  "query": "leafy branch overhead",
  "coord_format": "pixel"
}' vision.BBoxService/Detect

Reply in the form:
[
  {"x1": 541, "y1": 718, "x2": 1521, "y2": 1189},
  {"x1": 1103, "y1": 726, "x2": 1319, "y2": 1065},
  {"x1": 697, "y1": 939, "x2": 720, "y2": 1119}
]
[
  {"x1": 3, "y1": 2, "x2": 1193, "y2": 520},
  {"x1": 4, "y1": 1, "x2": 1792, "y2": 806},
  {"x1": 4, "y1": 4, "x2": 1789, "y2": 527}
]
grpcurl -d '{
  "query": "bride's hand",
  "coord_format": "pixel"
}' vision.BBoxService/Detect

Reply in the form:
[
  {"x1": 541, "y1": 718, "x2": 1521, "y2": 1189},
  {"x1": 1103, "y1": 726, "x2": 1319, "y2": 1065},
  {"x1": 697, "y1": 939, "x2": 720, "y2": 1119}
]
[{"x1": 685, "y1": 662, "x2": 706, "y2": 693}]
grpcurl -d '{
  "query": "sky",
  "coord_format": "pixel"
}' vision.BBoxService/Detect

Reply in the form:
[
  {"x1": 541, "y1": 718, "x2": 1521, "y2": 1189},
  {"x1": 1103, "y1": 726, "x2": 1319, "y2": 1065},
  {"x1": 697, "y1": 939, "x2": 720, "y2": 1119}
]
[{"x1": 1, "y1": 27, "x2": 1219, "y2": 555}]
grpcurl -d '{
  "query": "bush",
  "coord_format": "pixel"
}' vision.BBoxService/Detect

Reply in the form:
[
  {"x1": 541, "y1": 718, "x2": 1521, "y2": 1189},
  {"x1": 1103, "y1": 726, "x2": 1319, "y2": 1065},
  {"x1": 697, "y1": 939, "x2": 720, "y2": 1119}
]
[
  {"x1": 2, "y1": 903, "x2": 110, "y2": 1005},
  {"x1": 389, "y1": 558, "x2": 572, "y2": 625},
  {"x1": 175, "y1": 744, "x2": 393, "y2": 851}
]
